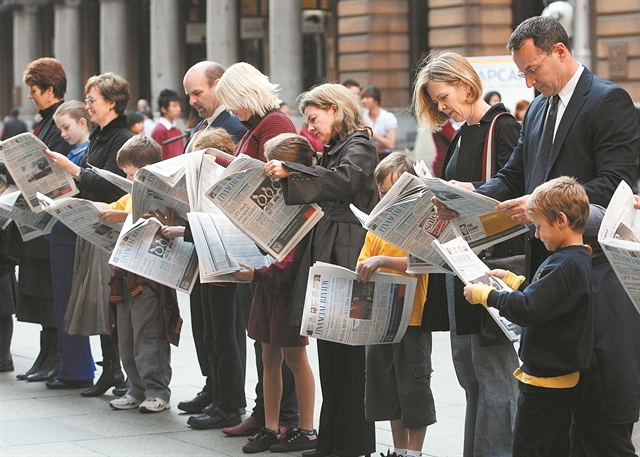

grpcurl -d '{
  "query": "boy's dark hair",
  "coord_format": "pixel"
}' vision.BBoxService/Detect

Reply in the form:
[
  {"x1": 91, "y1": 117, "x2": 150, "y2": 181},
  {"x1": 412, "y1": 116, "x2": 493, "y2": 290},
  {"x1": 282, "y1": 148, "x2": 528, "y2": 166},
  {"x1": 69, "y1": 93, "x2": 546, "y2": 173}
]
[
  {"x1": 264, "y1": 133, "x2": 317, "y2": 166},
  {"x1": 23, "y1": 57, "x2": 67, "y2": 100},
  {"x1": 360, "y1": 85, "x2": 381, "y2": 104},
  {"x1": 526, "y1": 176, "x2": 590, "y2": 233},
  {"x1": 157, "y1": 89, "x2": 181, "y2": 112},
  {"x1": 126, "y1": 111, "x2": 144, "y2": 129},
  {"x1": 341, "y1": 78, "x2": 360, "y2": 89},
  {"x1": 507, "y1": 16, "x2": 572, "y2": 54},
  {"x1": 374, "y1": 152, "x2": 416, "y2": 187},
  {"x1": 116, "y1": 135, "x2": 162, "y2": 168}
]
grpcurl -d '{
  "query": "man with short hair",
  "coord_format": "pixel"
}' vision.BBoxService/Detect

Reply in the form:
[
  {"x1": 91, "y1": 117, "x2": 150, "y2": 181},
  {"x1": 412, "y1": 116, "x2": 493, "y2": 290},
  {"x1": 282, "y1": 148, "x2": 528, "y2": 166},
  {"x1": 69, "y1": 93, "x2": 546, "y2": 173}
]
[{"x1": 1, "y1": 108, "x2": 28, "y2": 140}]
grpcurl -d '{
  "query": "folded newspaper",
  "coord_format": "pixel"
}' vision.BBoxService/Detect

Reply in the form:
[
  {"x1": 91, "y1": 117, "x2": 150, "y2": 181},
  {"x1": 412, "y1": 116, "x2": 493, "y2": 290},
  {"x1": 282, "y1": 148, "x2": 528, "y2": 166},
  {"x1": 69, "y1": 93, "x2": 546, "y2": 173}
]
[
  {"x1": 109, "y1": 215, "x2": 199, "y2": 293},
  {"x1": 0, "y1": 133, "x2": 78, "y2": 212},
  {"x1": 350, "y1": 172, "x2": 528, "y2": 268},
  {"x1": 36, "y1": 192, "x2": 123, "y2": 253},
  {"x1": 0, "y1": 189, "x2": 57, "y2": 240},
  {"x1": 206, "y1": 154, "x2": 324, "y2": 262},
  {"x1": 432, "y1": 236, "x2": 521, "y2": 342},
  {"x1": 300, "y1": 262, "x2": 416, "y2": 346},
  {"x1": 87, "y1": 164, "x2": 132, "y2": 194},
  {"x1": 598, "y1": 181, "x2": 640, "y2": 314}
]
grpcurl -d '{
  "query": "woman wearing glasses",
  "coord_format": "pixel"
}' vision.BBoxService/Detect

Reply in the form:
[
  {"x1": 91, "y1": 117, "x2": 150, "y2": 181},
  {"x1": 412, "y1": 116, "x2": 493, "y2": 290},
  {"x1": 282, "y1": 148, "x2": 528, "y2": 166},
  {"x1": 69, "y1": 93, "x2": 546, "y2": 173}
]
[
  {"x1": 412, "y1": 51, "x2": 523, "y2": 457},
  {"x1": 45, "y1": 72, "x2": 133, "y2": 397}
]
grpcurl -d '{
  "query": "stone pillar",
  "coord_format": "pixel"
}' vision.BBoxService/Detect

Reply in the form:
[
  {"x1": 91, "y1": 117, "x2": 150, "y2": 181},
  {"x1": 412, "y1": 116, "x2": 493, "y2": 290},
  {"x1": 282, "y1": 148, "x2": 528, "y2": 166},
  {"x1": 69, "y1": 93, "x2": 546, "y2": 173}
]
[
  {"x1": 54, "y1": 0, "x2": 83, "y2": 101},
  {"x1": 269, "y1": 0, "x2": 303, "y2": 106},
  {"x1": 206, "y1": 0, "x2": 237, "y2": 68},
  {"x1": 150, "y1": 0, "x2": 182, "y2": 112},
  {"x1": 13, "y1": 1, "x2": 40, "y2": 115},
  {"x1": 99, "y1": 0, "x2": 129, "y2": 79}
]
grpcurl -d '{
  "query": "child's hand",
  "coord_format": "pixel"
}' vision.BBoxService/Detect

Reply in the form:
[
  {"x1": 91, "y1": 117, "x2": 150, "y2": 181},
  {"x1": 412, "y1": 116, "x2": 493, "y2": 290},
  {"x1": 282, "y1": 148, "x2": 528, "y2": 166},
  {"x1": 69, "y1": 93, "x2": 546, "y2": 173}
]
[
  {"x1": 463, "y1": 284, "x2": 477, "y2": 303},
  {"x1": 264, "y1": 160, "x2": 290, "y2": 179},
  {"x1": 160, "y1": 226, "x2": 185, "y2": 238},
  {"x1": 232, "y1": 262, "x2": 255, "y2": 281},
  {"x1": 356, "y1": 257, "x2": 382, "y2": 282},
  {"x1": 634, "y1": 195, "x2": 640, "y2": 210},
  {"x1": 449, "y1": 180, "x2": 475, "y2": 191},
  {"x1": 98, "y1": 210, "x2": 128, "y2": 224},
  {"x1": 164, "y1": 207, "x2": 186, "y2": 227},
  {"x1": 486, "y1": 269, "x2": 507, "y2": 279}
]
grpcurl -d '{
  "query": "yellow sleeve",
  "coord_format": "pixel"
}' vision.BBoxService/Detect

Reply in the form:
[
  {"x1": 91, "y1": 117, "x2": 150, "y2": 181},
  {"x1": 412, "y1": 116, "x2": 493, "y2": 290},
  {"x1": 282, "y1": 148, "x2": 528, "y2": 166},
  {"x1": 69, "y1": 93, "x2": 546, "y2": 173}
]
[
  {"x1": 503, "y1": 271, "x2": 526, "y2": 290},
  {"x1": 471, "y1": 284, "x2": 495, "y2": 307},
  {"x1": 108, "y1": 194, "x2": 132, "y2": 213}
]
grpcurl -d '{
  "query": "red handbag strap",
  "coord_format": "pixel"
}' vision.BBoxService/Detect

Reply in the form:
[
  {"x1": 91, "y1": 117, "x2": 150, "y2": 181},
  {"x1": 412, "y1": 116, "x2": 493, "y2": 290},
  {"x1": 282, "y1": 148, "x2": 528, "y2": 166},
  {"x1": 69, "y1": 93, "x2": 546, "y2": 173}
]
[{"x1": 481, "y1": 112, "x2": 516, "y2": 182}]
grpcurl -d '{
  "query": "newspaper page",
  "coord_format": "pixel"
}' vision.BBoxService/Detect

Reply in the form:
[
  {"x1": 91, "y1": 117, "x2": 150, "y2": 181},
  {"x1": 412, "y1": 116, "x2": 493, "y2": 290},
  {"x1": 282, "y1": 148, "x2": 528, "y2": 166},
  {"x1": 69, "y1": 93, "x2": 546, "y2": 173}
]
[
  {"x1": 36, "y1": 193, "x2": 123, "y2": 253},
  {"x1": 432, "y1": 236, "x2": 521, "y2": 342},
  {"x1": 109, "y1": 215, "x2": 199, "y2": 293},
  {"x1": 131, "y1": 157, "x2": 190, "y2": 222},
  {"x1": 0, "y1": 190, "x2": 57, "y2": 238},
  {"x1": 206, "y1": 154, "x2": 324, "y2": 262},
  {"x1": 87, "y1": 164, "x2": 132, "y2": 194},
  {"x1": 405, "y1": 253, "x2": 452, "y2": 274},
  {"x1": 187, "y1": 212, "x2": 274, "y2": 283},
  {"x1": 0, "y1": 133, "x2": 78, "y2": 212},
  {"x1": 183, "y1": 149, "x2": 226, "y2": 212},
  {"x1": 300, "y1": 261, "x2": 416, "y2": 346},
  {"x1": 351, "y1": 172, "x2": 528, "y2": 265},
  {"x1": 598, "y1": 181, "x2": 640, "y2": 313}
]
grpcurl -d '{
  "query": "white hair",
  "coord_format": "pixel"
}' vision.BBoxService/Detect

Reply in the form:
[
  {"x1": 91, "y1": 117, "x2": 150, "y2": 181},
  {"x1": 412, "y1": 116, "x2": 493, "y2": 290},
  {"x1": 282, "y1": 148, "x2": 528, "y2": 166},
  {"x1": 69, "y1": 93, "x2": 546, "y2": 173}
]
[{"x1": 216, "y1": 62, "x2": 281, "y2": 117}]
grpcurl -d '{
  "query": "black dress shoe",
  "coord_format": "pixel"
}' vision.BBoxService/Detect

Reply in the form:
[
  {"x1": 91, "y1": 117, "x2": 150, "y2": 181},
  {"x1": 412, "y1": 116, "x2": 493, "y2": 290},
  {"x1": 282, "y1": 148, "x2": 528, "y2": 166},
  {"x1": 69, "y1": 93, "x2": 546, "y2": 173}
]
[
  {"x1": 26, "y1": 367, "x2": 58, "y2": 382},
  {"x1": 46, "y1": 378, "x2": 94, "y2": 389},
  {"x1": 178, "y1": 391, "x2": 213, "y2": 413},
  {"x1": 189, "y1": 406, "x2": 242, "y2": 430},
  {"x1": 112, "y1": 378, "x2": 131, "y2": 397}
]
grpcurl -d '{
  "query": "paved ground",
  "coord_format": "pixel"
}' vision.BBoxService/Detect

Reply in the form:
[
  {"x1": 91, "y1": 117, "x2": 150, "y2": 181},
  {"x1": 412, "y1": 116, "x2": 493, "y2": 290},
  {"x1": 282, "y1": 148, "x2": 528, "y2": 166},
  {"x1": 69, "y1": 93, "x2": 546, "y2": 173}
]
[{"x1": 0, "y1": 291, "x2": 466, "y2": 457}]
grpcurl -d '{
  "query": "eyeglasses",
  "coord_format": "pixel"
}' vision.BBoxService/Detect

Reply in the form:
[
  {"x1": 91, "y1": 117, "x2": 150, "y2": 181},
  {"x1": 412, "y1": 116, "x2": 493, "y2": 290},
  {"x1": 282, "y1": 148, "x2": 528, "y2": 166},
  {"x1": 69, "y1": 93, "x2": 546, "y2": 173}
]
[
  {"x1": 517, "y1": 51, "x2": 551, "y2": 79},
  {"x1": 85, "y1": 96, "x2": 103, "y2": 105}
]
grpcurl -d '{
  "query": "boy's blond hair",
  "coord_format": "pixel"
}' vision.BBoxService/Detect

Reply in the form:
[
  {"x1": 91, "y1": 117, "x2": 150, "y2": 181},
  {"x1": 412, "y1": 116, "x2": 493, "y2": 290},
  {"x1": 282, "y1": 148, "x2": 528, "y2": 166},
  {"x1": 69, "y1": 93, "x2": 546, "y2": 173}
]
[
  {"x1": 116, "y1": 135, "x2": 162, "y2": 168},
  {"x1": 526, "y1": 176, "x2": 589, "y2": 233},
  {"x1": 263, "y1": 133, "x2": 317, "y2": 166},
  {"x1": 374, "y1": 152, "x2": 416, "y2": 187},
  {"x1": 192, "y1": 127, "x2": 235, "y2": 154}
]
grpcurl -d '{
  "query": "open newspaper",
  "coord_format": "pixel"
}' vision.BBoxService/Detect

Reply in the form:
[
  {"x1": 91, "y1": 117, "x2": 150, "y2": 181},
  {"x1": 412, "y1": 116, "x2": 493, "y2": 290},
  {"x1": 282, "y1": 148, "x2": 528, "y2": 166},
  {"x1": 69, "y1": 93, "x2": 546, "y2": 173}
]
[
  {"x1": 351, "y1": 172, "x2": 528, "y2": 267},
  {"x1": 432, "y1": 236, "x2": 521, "y2": 342},
  {"x1": 87, "y1": 164, "x2": 132, "y2": 194},
  {"x1": 36, "y1": 193, "x2": 123, "y2": 253},
  {"x1": 0, "y1": 133, "x2": 78, "y2": 212},
  {"x1": 131, "y1": 155, "x2": 190, "y2": 221},
  {"x1": 0, "y1": 189, "x2": 57, "y2": 240},
  {"x1": 205, "y1": 154, "x2": 324, "y2": 262},
  {"x1": 598, "y1": 181, "x2": 640, "y2": 314},
  {"x1": 109, "y1": 215, "x2": 199, "y2": 293},
  {"x1": 300, "y1": 261, "x2": 416, "y2": 346}
]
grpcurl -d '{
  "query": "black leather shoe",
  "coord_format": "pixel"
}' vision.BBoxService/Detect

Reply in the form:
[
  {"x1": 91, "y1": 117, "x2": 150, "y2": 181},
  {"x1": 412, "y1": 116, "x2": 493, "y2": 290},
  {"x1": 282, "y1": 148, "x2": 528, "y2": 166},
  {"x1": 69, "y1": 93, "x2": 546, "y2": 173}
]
[
  {"x1": 112, "y1": 378, "x2": 131, "y2": 397},
  {"x1": 46, "y1": 378, "x2": 94, "y2": 389},
  {"x1": 189, "y1": 406, "x2": 242, "y2": 430},
  {"x1": 178, "y1": 391, "x2": 213, "y2": 413},
  {"x1": 81, "y1": 369, "x2": 125, "y2": 397},
  {"x1": 26, "y1": 367, "x2": 58, "y2": 382}
]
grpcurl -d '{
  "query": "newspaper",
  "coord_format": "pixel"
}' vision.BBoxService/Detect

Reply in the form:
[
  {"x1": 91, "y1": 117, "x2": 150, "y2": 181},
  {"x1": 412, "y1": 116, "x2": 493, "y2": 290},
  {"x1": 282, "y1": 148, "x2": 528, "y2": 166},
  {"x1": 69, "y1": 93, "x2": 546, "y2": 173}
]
[
  {"x1": 598, "y1": 181, "x2": 640, "y2": 314},
  {"x1": 206, "y1": 154, "x2": 324, "y2": 262},
  {"x1": 187, "y1": 212, "x2": 274, "y2": 283},
  {"x1": 0, "y1": 133, "x2": 78, "y2": 212},
  {"x1": 351, "y1": 172, "x2": 528, "y2": 267},
  {"x1": 131, "y1": 155, "x2": 190, "y2": 222},
  {"x1": 87, "y1": 164, "x2": 132, "y2": 194},
  {"x1": 183, "y1": 148, "x2": 226, "y2": 212},
  {"x1": 0, "y1": 189, "x2": 57, "y2": 239},
  {"x1": 36, "y1": 193, "x2": 123, "y2": 253},
  {"x1": 405, "y1": 253, "x2": 452, "y2": 274},
  {"x1": 109, "y1": 215, "x2": 199, "y2": 293},
  {"x1": 300, "y1": 261, "x2": 416, "y2": 346},
  {"x1": 432, "y1": 236, "x2": 521, "y2": 342}
]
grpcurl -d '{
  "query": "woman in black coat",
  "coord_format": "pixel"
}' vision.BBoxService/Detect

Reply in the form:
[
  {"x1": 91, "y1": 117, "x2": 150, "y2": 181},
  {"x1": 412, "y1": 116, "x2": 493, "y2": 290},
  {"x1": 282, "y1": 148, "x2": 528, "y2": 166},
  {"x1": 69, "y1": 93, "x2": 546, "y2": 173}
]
[{"x1": 266, "y1": 83, "x2": 379, "y2": 457}]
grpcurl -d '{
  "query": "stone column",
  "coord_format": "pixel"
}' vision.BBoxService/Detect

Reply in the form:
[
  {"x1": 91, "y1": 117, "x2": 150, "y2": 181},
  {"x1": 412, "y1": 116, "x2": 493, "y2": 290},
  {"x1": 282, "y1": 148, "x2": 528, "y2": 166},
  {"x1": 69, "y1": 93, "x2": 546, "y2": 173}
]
[
  {"x1": 13, "y1": 1, "x2": 40, "y2": 115},
  {"x1": 206, "y1": 0, "x2": 237, "y2": 68},
  {"x1": 99, "y1": 0, "x2": 129, "y2": 79},
  {"x1": 269, "y1": 0, "x2": 303, "y2": 106},
  {"x1": 150, "y1": 0, "x2": 182, "y2": 113},
  {"x1": 54, "y1": 0, "x2": 83, "y2": 101}
]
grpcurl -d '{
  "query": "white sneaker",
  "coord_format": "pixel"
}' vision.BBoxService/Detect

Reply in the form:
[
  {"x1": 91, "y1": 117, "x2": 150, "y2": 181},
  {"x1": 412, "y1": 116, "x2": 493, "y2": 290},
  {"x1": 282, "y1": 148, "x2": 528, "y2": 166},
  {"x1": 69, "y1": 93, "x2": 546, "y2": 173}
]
[
  {"x1": 110, "y1": 394, "x2": 142, "y2": 410},
  {"x1": 139, "y1": 397, "x2": 170, "y2": 413}
]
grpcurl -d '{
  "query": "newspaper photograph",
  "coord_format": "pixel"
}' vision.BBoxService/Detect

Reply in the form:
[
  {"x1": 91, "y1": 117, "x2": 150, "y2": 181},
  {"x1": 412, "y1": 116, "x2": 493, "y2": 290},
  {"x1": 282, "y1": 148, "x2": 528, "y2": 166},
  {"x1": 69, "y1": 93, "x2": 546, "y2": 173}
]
[
  {"x1": 432, "y1": 236, "x2": 521, "y2": 342},
  {"x1": 109, "y1": 215, "x2": 199, "y2": 294},
  {"x1": 0, "y1": 133, "x2": 78, "y2": 212},
  {"x1": 300, "y1": 262, "x2": 416, "y2": 346},
  {"x1": 206, "y1": 154, "x2": 324, "y2": 262},
  {"x1": 37, "y1": 193, "x2": 123, "y2": 253},
  {"x1": 598, "y1": 181, "x2": 640, "y2": 313},
  {"x1": 0, "y1": 190, "x2": 57, "y2": 237},
  {"x1": 187, "y1": 211, "x2": 274, "y2": 283}
]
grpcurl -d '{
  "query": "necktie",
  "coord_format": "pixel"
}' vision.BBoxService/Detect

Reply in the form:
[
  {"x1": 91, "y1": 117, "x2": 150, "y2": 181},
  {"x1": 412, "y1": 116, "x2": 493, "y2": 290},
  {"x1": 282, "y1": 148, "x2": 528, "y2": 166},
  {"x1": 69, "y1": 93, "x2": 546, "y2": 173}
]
[
  {"x1": 186, "y1": 120, "x2": 208, "y2": 153},
  {"x1": 530, "y1": 95, "x2": 559, "y2": 187}
]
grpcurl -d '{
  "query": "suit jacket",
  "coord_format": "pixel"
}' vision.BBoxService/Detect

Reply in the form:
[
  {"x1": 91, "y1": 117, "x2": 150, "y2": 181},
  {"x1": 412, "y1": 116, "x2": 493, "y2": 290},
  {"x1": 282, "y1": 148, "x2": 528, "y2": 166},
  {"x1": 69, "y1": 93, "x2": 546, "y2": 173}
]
[{"x1": 183, "y1": 111, "x2": 247, "y2": 153}]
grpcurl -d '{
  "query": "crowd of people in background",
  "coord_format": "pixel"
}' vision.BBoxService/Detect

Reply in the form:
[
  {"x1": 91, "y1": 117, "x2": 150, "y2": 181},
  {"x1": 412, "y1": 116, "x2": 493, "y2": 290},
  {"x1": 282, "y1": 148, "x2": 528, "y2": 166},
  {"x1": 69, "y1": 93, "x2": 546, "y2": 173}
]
[{"x1": 1, "y1": 14, "x2": 640, "y2": 457}]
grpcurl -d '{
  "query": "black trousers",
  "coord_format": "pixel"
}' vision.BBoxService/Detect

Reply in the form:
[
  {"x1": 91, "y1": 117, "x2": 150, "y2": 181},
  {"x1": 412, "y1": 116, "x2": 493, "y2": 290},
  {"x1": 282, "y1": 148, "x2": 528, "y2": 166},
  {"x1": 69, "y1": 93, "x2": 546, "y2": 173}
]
[{"x1": 570, "y1": 422, "x2": 637, "y2": 457}]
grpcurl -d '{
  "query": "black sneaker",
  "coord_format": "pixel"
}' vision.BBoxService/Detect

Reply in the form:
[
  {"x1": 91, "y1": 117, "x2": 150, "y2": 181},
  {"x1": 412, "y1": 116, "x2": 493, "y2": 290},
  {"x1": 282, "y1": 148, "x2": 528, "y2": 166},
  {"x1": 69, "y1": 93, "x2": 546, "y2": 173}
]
[
  {"x1": 242, "y1": 427, "x2": 280, "y2": 453},
  {"x1": 270, "y1": 428, "x2": 318, "y2": 452}
]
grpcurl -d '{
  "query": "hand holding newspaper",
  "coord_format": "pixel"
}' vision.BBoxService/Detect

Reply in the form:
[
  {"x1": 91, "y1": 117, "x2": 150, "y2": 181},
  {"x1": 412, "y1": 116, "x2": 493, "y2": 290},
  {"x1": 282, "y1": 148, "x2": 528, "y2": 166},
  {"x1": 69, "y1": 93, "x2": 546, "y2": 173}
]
[
  {"x1": 598, "y1": 181, "x2": 640, "y2": 314},
  {"x1": 432, "y1": 236, "x2": 521, "y2": 342},
  {"x1": 300, "y1": 262, "x2": 416, "y2": 346},
  {"x1": 205, "y1": 154, "x2": 324, "y2": 262},
  {"x1": 0, "y1": 133, "x2": 78, "y2": 212}
]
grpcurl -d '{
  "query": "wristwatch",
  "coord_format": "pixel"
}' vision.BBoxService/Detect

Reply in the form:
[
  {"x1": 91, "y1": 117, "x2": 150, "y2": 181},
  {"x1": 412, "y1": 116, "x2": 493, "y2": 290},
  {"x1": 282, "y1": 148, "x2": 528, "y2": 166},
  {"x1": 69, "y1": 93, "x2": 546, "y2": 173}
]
[{"x1": 73, "y1": 167, "x2": 81, "y2": 180}]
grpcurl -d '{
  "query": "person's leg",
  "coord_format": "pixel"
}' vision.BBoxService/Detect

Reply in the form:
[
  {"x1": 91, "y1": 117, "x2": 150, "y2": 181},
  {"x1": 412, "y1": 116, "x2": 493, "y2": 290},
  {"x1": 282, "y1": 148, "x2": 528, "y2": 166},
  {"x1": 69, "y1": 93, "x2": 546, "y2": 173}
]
[
  {"x1": 0, "y1": 315, "x2": 13, "y2": 370},
  {"x1": 116, "y1": 293, "x2": 144, "y2": 402},
  {"x1": 390, "y1": 420, "x2": 408, "y2": 449},
  {"x1": 283, "y1": 347, "x2": 315, "y2": 431},
  {"x1": 262, "y1": 343, "x2": 284, "y2": 432},
  {"x1": 407, "y1": 426, "x2": 427, "y2": 456},
  {"x1": 571, "y1": 422, "x2": 636, "y2": 457}
]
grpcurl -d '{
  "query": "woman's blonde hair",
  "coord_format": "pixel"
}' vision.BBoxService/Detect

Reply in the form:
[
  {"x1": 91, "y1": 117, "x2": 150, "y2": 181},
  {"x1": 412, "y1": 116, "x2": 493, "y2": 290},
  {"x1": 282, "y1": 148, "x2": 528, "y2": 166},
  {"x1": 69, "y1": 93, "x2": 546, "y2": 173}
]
[
  {"x1": 85, "y1": 72, "x2": 130, "y2": 115},
  {"x1": 192, "y1": 127, "x2": 235, "y2": 154},
  {"x1": 217, "y1": 62, "x2": 281, "y2": 117},
  {"x1": 411, "y1": 51, "x2": 483, "y2": 131},
  {"x1": 264, "y1": 133, "x2": 317, "y2": 166},
  {"x1": 296, "y1": 83, "x2": 370, "y2": 143}
]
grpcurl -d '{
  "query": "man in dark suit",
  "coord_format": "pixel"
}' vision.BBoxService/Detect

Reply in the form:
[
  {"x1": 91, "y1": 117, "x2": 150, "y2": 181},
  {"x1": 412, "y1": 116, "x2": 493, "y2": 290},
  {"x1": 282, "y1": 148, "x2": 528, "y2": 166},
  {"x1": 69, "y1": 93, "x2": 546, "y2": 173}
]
[{"x1": 1, "y1": 108, "x2": 28, "y2": 140}]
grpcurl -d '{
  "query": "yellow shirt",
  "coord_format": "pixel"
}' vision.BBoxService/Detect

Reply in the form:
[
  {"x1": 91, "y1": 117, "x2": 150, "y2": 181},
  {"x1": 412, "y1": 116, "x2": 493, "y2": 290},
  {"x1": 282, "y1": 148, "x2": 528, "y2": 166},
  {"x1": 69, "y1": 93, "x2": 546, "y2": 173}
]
[
  {"x1": 357, "y1": 232, "x2": 428, "y2": 326},
  {"x1": 108, "y1": 193, "x2": 132, "y2": 213}
]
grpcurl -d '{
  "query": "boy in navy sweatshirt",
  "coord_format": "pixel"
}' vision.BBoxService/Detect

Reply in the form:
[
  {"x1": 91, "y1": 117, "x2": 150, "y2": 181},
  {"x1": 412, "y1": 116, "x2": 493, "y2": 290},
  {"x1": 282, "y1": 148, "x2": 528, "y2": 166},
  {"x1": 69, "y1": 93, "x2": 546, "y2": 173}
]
[{"x1": 463, "y1": 176, "x2": 593, "y2": 457}]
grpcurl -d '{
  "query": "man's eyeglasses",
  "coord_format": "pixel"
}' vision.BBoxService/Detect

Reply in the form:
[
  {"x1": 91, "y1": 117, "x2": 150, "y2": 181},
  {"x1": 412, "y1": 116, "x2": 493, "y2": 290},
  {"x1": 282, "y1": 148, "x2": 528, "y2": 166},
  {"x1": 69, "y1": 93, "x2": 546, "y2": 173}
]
[
  {"x1": 85, "y1": 97, "x2": 103, "y2": 105},
  {"x1": 517, "y1": 51, "x2": 551, "y2": 79}
]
